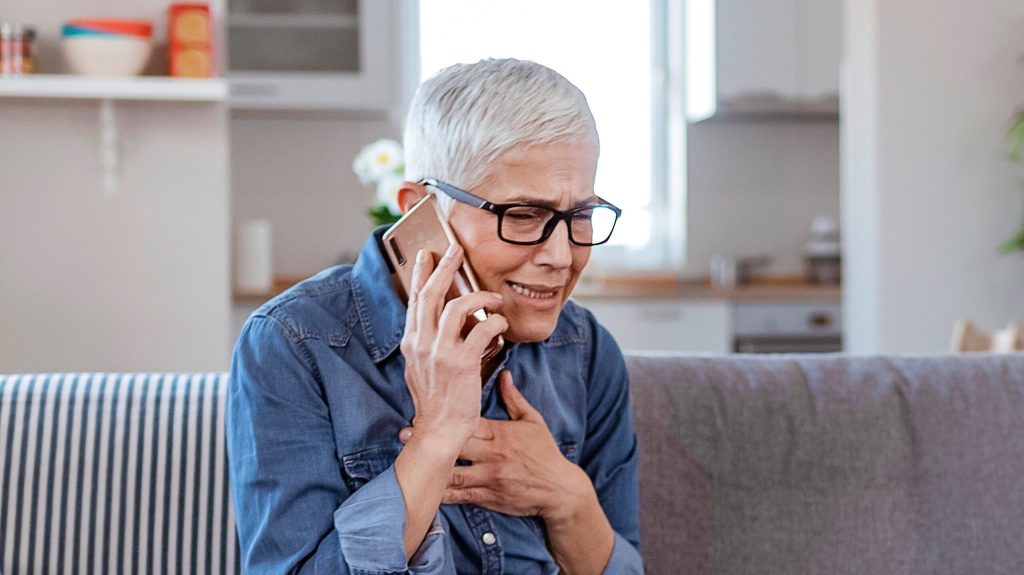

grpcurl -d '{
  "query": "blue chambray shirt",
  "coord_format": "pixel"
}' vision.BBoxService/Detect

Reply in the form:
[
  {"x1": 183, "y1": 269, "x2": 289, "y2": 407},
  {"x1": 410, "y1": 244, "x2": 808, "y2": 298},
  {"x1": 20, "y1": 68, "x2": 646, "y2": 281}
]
[{"x1": 228, "y1": 229, "x2": 643, "y2": 574}]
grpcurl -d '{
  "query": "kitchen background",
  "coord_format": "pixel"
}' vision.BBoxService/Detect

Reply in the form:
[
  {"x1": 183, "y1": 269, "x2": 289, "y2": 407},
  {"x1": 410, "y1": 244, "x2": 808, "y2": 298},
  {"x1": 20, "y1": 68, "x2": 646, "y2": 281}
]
[{"x1": 1, "y1": 0, "x2": 1021, "y2": 373}]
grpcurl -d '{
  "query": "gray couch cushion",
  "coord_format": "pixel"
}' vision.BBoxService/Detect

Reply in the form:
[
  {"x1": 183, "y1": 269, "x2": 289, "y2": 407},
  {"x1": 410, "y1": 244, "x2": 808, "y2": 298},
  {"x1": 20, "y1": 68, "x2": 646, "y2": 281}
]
[{"x1": 627, "y1": 353, "x2": 1024, "y2": 575}]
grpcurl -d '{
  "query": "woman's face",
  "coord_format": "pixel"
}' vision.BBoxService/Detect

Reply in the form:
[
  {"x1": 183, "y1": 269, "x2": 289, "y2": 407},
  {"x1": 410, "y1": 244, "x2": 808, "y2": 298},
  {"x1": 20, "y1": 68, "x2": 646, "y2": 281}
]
[{"x1": 447, "y1": 141, "x2": 599, "y2": 343}]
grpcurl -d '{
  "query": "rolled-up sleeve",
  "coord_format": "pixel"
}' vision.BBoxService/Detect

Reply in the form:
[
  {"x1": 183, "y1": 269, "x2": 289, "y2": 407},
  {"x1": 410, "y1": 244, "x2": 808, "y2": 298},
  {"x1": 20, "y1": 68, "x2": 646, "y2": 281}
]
[
  {"x1": 581, "y1": 316, "x2": 645, "y2": 574},
  {"x1": 228, "y1": 314, "x2": 454, "y2": 574},
  {"x1": 337, "y1": 466, "x2": 452, "y2": 573},
  {"x1": 603, "y1": 531, "x2": 644, "y2": 574}
]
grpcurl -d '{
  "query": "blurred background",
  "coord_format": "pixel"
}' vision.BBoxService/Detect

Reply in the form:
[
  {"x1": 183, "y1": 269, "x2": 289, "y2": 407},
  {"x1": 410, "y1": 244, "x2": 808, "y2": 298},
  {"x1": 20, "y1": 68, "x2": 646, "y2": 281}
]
[{"x1": 1, "y1": 0, "x2": 1022, "y2": 372}]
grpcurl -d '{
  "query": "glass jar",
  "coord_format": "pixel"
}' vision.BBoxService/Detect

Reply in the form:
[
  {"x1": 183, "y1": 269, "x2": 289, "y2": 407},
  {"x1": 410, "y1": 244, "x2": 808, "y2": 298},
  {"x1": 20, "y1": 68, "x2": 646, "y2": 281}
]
[{"x1": 1, "y1": 23, "x2": 36, "y2": 75}]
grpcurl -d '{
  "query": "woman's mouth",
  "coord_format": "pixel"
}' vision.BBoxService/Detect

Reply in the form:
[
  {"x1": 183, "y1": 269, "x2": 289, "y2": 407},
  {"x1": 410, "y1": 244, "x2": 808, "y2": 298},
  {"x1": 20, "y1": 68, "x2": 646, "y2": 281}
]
[{"x1": 506, "y1": 281, "x2": 560, "y2": 300}]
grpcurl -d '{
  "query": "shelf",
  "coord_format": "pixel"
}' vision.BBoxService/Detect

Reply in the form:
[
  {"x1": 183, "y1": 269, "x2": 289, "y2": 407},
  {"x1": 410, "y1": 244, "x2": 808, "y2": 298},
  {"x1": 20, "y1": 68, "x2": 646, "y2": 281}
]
[
  {"x1": 0, "y1": 75, "x2": 228, "y2": 102},
  {"x1": 233, "y1": 275, "x2": 307, "y2": 306},
  {"x1": 228, "y1": 13, "x2": 357, "y2": 29}
]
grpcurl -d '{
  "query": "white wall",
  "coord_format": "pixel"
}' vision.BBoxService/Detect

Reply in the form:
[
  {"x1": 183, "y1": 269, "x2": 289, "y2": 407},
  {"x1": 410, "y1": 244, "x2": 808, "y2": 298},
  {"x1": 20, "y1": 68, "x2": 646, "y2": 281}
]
[
  {"x1": 230, "y1": 113, "x2": 399, "y2": 278},
  {"x1": 686, "y1": 121, "x2": 840, "y2": 278},
  {"x1": 0, "y1": 0, "x2": 230, "y2": 372},
  {"x1": 843, "y1": 0, "x2": 1024, "y2": 353},
  {"x1": 0, "y1": 101, "x2": 230, "y2": 372}
]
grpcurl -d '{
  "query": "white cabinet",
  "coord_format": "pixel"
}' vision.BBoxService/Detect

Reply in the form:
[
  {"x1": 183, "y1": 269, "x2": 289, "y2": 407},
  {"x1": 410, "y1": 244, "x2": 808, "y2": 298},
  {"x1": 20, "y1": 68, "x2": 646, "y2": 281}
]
[
  {"x1": 227, "y1": 0, "x2": 395, "y2": 111},
  {"x1": 577, "y1": 299, "x2": 732, "y2": 354},
  {"x1": 798, "y1": 0, "x2": 842, "y2": 99},
  {"x1": 714, "y1": 0, "x2": 840, "y2": 105}
]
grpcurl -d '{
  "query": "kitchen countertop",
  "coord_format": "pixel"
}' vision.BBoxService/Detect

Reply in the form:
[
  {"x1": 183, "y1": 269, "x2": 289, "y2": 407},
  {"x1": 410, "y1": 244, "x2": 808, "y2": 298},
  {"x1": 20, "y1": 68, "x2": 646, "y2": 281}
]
[
  {"x1": 572, "y1": 273, "x2": 841, "y2": 302},
  {"x1": 234, "y1": 273, "x2": 841, "y2": 306}
]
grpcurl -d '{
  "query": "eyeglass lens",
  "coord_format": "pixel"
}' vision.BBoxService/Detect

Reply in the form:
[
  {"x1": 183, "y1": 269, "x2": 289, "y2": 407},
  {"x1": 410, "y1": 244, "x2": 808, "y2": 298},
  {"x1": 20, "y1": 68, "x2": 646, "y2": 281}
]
[{"x1": 500, "y1": 205, "x2": 618, "y2": 245}]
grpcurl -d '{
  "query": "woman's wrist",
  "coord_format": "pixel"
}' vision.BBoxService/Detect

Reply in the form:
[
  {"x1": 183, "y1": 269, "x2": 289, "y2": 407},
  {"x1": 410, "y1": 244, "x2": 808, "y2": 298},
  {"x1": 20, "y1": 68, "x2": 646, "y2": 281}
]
[
  {"x1": 404, "y1": 423, "x2": 471, "y2": 460},
  {"x1": 542, "y1": 463, "x2": 600, "y2": 527}
]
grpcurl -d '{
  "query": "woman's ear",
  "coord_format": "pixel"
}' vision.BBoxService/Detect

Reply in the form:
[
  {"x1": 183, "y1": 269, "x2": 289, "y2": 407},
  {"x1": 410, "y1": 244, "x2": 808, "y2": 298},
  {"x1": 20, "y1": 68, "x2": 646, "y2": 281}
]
[{"x1": 397, "y1": 181, "x2": 429, "y2": 214}]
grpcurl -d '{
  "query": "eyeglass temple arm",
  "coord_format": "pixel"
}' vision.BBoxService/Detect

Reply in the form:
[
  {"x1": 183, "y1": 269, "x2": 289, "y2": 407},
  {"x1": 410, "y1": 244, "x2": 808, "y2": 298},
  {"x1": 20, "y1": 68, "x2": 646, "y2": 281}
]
[{"x1": 419, "y1": 178, "x2": 493, "y2": 210}]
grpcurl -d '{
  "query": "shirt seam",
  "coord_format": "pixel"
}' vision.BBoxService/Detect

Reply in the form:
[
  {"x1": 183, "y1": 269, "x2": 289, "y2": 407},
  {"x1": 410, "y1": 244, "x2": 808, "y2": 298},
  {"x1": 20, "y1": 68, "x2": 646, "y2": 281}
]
[{"x1": 251, "y1": 312, "x2": 325, "y2": 385}]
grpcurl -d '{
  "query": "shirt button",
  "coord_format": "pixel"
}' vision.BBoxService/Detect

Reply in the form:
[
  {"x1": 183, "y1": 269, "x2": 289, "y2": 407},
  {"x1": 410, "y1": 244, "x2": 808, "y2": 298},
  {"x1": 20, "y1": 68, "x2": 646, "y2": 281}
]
[{"x1": 481, "y1": 532, "x2": 497, "y2": 545}]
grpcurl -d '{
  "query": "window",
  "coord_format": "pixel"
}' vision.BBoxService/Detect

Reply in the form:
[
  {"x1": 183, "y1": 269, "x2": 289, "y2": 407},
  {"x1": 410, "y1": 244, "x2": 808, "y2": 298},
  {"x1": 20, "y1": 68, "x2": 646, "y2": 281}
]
[{"x1": 415, "y1": 0, "x2": 686, "y2": 269}]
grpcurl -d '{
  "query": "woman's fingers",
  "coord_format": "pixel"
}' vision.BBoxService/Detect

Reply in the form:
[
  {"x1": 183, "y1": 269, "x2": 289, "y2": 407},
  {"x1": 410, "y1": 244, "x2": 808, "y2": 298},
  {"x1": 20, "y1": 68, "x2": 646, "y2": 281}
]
[
  {"x1": 498, "y1": 371, "x2": 542, "y2": 422},
  {"x1": 404, "y1": 249, "x2": 431, "y2": 333},
  {"x1": 446, "y1": 463, "x2": 493, "y2": 491},
  {"x1": 414, "y1": 244, "x2": 464, "y2": 339},
  {"x1": 456, "y1": 433, "x2": 498, "y2": 463},
  {"x1": 436, "y1": 291, "x2": 504, "y2": 343},
  {"x1": 462, "y1": 313, "x2": 509, "y2": 357}
]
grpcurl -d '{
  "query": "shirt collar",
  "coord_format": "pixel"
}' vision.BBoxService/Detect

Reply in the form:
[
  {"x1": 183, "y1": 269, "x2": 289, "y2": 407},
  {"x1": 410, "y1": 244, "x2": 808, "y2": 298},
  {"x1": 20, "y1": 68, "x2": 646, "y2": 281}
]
[{"x1": 350, "y1": 226, "x2": 407, "y2": 363}]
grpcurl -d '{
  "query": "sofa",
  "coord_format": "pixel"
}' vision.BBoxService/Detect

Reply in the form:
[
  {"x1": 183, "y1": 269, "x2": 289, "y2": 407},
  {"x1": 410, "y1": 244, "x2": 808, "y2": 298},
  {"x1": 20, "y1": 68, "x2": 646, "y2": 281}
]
[{"x1": 2, "y1": 353, "x2": 1023, "y2": 574}]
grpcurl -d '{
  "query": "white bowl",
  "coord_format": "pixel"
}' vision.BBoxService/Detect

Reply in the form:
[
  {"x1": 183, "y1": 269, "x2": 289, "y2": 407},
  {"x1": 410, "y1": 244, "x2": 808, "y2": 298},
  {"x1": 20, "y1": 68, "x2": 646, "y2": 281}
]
[{"x1": 62, "y1": 35, "x2": 152, "y2": 76}]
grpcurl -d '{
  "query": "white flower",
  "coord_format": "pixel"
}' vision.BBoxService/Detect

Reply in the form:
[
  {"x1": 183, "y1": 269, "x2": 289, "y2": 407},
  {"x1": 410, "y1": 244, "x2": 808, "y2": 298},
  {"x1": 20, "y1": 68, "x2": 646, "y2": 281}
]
[
  {"x1": 353, "y1": 138, "x2": 403, "y2": 185},
  {"x1": 376, "y1": 173, "x2": 404, "y2": 215}
]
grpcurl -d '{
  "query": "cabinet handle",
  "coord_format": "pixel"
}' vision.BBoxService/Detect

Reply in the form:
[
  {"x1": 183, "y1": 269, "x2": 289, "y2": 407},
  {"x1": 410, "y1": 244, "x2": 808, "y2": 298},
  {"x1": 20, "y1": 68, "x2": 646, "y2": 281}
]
[
  {"x1": 808, "y1": 312, "x2": 832, "y2": 328},
  {"x1": 230, "y1": 83, "x2": 279, "y2": 97},
  {"x1": 638, "y1": 308, "x2": 682, "y2": 321}
]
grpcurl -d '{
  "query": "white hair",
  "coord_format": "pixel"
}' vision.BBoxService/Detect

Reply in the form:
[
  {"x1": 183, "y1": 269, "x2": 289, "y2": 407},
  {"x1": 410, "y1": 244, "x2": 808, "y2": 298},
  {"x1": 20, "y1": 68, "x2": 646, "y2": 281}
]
[{"x1": 403, "y1": 58, "x2": 599, "y2": 216}]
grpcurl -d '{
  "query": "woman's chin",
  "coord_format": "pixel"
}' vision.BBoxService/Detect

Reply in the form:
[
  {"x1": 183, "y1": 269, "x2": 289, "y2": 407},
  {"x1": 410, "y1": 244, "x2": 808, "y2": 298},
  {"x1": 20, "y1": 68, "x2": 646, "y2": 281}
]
[{"x1": 502, "y1": 318, "x2": 559, "y2": 343}]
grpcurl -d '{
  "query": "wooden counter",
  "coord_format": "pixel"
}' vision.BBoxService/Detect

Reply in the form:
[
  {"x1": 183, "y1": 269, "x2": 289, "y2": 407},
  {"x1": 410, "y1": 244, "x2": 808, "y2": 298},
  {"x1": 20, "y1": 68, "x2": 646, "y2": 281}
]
[{"x1": 572, "y1": 273, "x2": 841, "y2": 302}]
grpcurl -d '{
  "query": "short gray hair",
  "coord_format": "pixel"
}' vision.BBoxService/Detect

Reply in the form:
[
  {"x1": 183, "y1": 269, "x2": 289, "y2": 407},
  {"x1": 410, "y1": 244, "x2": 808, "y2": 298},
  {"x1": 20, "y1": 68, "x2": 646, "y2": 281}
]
[{"x1": 403, "y1": 58, "x2": 599, "y2": 215}]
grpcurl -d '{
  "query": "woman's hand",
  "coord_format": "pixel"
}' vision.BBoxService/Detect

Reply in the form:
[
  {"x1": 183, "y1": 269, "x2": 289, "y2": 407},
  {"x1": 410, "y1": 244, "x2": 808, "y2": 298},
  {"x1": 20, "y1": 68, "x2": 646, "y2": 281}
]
[
  {"x1": 399, "y1": 370, "x2": 594, "y2": 522},
  {"x1": 400, "y1": 244, "x2": 509, "y2": 451}
]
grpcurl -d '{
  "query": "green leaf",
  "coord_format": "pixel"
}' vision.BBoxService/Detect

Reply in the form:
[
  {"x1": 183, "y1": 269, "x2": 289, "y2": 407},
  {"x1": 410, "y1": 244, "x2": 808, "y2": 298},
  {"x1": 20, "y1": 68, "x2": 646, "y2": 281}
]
[
  {"x1": 367, "y1": 203, "x2": 402, "y2": 228},
  {"x1": 999, "y1": 221, "x2": 1024, "y2": 254},
  {"x1": 1007, "y1": 109, "x2": 1024, "y2": 163}
]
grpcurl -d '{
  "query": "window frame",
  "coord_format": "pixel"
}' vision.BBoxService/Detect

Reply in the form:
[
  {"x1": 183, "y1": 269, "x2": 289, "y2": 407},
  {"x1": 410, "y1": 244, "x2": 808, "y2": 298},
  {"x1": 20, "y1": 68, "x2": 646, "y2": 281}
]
[{"x1": 400, "y1": 0, "x2": 687, "y2": 271}]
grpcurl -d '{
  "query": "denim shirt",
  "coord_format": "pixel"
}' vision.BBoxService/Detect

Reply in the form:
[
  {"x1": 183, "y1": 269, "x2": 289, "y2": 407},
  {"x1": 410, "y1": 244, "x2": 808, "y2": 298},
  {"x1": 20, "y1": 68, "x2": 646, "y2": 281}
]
[{"x1": 228, "y1": 230, "x2": 643, "y2": 574}]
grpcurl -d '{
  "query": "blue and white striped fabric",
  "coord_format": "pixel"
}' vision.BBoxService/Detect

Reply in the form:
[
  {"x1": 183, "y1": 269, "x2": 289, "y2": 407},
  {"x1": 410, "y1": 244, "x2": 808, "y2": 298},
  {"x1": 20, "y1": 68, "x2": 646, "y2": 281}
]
[{"x1": 0, "y1": 374, "x2": 240, "y2": 575}]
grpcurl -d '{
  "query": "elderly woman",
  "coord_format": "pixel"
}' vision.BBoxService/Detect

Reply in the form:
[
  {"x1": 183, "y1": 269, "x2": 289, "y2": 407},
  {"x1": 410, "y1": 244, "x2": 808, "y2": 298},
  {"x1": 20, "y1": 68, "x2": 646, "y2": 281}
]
[{"x1": 229, "y1": 58, "x2": 643, "y2": 574}]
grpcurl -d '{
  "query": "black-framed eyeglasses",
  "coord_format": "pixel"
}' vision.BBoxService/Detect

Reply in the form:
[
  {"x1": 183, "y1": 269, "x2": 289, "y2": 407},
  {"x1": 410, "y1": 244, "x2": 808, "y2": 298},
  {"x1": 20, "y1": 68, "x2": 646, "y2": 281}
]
[{"x1": 419, "y1": 178, "x2": 622, "y2": 247}]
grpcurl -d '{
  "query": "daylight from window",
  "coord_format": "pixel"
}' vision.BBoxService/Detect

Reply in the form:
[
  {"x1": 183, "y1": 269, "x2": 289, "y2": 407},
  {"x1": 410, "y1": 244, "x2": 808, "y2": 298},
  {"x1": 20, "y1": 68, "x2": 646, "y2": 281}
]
[{"x1": 419, "y1": 0, "x2": 654, "y2": 249}]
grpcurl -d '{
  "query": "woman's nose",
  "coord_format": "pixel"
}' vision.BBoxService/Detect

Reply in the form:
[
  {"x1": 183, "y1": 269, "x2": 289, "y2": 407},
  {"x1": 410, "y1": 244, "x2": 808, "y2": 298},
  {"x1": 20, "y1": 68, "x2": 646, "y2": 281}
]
[{"x1": 534, "y1": 219, "x2": 574, "y2": 268}]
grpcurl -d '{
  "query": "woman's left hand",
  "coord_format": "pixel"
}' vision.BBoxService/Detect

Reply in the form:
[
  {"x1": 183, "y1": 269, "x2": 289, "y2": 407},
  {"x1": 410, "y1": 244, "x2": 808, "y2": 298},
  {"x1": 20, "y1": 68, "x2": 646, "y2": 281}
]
[{"x1": 398, "y1": 370, "x2": 592, "y2": 522}]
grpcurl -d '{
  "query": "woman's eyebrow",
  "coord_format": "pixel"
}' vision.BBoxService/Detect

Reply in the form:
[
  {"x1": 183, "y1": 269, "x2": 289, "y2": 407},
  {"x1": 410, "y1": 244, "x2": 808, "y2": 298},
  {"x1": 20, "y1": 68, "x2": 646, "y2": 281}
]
[{"x1": 499, "y1": 195, "x2": 601, "y2": 208}]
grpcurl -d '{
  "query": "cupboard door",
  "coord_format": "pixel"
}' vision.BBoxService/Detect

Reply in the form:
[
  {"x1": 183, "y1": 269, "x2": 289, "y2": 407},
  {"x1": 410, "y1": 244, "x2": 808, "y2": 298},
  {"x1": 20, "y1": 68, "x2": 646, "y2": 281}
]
[
  {"x1": 579, "y1": 299, "x2": 732, "y2": 353},
  {"x1": 797, "y1": 0, "x2": 841, "y2": 98},
  {"x1": 227, "y1": 0, "x2": 395, "y2": 111},
  {"x1": 716, "y1": 0, "x2": 799, "y2": 100}
]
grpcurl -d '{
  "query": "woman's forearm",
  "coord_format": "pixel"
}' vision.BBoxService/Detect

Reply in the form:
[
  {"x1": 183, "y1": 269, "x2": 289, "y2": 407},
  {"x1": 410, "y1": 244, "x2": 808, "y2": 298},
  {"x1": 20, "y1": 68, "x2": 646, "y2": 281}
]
[
  {"x1": 543, "y1": 469, "x2": 616, "y2": 575},
  {"x1": 394, "y1": 433, "x2": 462, "y2": 560}
]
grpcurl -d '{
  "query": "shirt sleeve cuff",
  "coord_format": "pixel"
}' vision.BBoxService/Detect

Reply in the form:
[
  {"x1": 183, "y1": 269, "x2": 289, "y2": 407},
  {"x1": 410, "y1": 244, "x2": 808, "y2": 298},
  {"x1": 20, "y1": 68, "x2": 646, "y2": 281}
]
[
  {"x1": 334, "y1": 465, "x2": 452, "y2": 573},
  {"x1": 602, "y1": 531, "x2": 644, "y2": 575}
]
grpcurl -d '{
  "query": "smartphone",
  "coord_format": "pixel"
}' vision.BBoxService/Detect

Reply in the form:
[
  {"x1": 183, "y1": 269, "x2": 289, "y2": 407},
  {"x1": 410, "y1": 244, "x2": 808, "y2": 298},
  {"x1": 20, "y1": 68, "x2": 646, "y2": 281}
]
[{"x1": 382, "y1": 194, "x2": 504, "y2": 362}]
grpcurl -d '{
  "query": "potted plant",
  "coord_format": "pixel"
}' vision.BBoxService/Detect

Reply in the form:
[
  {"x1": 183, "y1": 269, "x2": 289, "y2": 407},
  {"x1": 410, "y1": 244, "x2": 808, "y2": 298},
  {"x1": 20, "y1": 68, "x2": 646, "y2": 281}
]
[{"x1": 353, "y1": 138, "x2": 404, "y2": 227}]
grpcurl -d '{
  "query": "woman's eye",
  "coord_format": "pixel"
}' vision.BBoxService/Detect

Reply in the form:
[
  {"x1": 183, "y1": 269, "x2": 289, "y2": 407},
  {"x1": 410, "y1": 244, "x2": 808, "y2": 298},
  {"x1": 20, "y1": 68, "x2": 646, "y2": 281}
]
[{"x1": 506, "y1": 209, "x2": 545, "y2": 221}]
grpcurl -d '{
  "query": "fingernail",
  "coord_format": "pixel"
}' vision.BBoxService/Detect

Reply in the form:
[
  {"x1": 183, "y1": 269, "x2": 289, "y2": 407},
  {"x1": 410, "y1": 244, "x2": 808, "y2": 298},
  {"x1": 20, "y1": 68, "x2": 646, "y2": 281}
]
[
  {"x1": 399, "y1": 428, "x2": 413, "y2": 442},
  {"x1": 446, "y1": 244, "x2": 460, "y2": 257},
  {"x1": 416, "y1": 249, "x2": 427, "y2": 263}
]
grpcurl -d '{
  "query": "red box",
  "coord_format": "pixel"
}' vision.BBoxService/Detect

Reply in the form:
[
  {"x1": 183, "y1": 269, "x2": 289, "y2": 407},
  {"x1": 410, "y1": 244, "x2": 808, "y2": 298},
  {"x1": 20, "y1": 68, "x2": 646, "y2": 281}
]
[{"x1": 169, "y1": 3, "x2": 213, "y2": 77}]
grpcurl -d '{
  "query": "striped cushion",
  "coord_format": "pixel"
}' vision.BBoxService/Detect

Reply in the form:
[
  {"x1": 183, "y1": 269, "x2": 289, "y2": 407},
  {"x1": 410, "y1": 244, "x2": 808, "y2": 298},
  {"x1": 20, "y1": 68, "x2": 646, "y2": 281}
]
[{"x1": 0, "y1": 374, "x2": 240, "y2": 575}]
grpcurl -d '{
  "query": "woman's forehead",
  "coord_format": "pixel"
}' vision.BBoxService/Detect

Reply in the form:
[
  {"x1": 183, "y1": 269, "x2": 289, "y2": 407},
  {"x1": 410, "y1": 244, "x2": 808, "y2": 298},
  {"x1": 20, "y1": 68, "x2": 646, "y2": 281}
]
[{"x1": 474, "y1": 142, "x2": 598, "y2": 203}]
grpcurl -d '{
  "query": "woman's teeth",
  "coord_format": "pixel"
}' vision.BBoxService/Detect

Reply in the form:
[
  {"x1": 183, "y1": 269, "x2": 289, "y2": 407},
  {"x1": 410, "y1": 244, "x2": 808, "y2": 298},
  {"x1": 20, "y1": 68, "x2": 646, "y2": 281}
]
[{"x1": 509, "y1": 282, "x2": 557, "y2": 299}]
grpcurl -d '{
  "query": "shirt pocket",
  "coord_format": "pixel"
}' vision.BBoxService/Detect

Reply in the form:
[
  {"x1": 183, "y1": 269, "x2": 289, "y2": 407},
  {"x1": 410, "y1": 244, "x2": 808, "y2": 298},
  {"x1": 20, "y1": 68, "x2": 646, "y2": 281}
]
[{"x1": 341, "y1": 443, "x2": 403, "y2": 493}]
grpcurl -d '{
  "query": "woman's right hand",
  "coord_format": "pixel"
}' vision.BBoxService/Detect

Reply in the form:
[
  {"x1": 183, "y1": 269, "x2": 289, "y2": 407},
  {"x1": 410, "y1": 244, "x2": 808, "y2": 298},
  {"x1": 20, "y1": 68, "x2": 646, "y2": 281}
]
[{"x1": 400, "y1": 243, "x2": 508, "y2": 452}]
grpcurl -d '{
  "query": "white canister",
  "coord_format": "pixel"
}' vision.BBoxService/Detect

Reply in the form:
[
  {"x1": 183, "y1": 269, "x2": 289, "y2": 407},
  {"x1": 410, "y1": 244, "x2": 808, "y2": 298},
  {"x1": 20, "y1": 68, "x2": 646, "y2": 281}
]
[{"x1": 235, "y1": 218, "x2": 273, "y2": 294}]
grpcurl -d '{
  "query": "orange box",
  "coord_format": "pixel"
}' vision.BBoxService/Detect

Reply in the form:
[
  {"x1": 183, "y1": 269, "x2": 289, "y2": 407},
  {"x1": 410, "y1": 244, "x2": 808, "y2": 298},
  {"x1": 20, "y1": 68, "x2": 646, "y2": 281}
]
[{"x1": 168, "y1": 3, "x2": 213, "y2": 77}]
